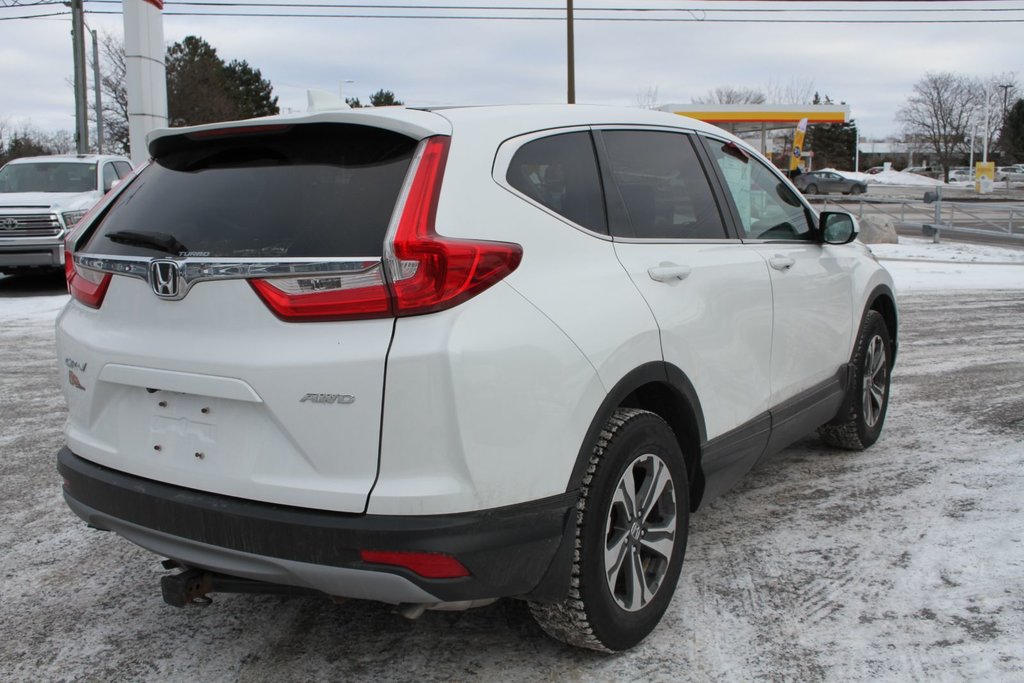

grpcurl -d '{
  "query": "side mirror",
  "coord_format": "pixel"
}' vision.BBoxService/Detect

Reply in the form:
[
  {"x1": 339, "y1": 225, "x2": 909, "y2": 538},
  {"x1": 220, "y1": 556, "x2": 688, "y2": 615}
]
[
  {"x1": 105, "y1": 178, "x2": 122, "y2": 193},
  {"x1": 820, "y1": 211, "x2": 858, "y2": 245}
]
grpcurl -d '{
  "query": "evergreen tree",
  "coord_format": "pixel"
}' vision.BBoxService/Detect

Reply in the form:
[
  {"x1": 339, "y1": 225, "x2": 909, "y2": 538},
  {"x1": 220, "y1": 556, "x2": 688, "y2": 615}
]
[
  {"x1": 1000, "y1": 99, "x2": 1024, "y2": 162},
  {"x1": 224, "y1": 59, "x2": 279, "y2": 119},
  {"x1": 369, "y1": 89, "x2": 403, "y2": 107},
  {"x1": 806, "y1": 93, "x2": 857, "y2": 170}
]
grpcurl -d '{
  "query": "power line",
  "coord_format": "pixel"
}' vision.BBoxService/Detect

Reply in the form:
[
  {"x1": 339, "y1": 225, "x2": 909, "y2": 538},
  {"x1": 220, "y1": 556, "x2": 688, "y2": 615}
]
[
  {"x1": 79, "y1": 8, "x2": 1024, "y2": 22},
  {"x1": 0, "y1": 9, "x2": 67, "y2": 19}
]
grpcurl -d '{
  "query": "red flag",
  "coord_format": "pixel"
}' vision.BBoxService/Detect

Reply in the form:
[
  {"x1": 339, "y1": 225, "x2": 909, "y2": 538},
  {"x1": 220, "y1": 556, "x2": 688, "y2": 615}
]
[{"x1": 142, "y1": 0, "x2": 164, "y2": 9}]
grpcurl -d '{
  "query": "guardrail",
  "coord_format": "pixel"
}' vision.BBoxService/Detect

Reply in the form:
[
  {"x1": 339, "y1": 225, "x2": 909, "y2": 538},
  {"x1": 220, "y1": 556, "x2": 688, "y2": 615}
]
[{"x1": 805, "y1": 194, "x2": 1024, "y2": 240}]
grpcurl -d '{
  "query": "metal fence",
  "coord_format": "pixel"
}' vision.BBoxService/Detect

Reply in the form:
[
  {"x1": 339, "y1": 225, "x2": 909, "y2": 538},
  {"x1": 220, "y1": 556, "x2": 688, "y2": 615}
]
[{"x1": 807, "y1": 195, "x2": 1024, "y2": 240}]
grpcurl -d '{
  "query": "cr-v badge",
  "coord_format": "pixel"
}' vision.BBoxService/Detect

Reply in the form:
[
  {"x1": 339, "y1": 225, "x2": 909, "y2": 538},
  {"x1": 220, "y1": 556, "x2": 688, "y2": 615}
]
[
  {"x1": 149, "y1": 259, "x2": 181, "y2": 299},
  {"x1": 300, "y1": 393, "x2": 356, "y2": 405}
]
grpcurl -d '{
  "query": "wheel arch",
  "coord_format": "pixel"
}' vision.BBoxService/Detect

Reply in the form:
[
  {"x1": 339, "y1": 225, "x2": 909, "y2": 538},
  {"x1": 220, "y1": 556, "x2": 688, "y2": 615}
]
[
  {"x1": 865, "y1": 284, "x2": 898, "y2": 366},
  {"x1": 565, "y1": 362, "x2": 708, "y2": 512}
]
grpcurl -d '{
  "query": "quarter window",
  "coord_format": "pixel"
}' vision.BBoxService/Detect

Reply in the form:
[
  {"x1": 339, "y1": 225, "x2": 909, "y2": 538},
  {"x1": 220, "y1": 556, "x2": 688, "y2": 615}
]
[
  {"x1": 602, "y1": 131, "x2": 727, "y2": 240},
  {"x1": 707, "y1": 140, "x2": 814, "y2": 241},
  {"x1": 506, "y1": 132, "x2": 607, "y2": 233}
]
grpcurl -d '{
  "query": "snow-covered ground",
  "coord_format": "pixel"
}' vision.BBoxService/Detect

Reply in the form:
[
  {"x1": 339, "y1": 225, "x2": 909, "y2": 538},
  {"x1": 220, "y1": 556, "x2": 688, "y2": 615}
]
[
  {"x1": 0, "y1": 241, "x2": 1021, "y2": 681},
  {"x1": 869, "y1": 236, "x2": 1024, "y2": 291}
]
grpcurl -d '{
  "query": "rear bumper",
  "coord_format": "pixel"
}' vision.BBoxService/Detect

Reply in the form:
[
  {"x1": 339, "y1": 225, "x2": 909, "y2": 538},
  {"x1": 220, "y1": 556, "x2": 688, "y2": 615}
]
[{"x1": 58, "y1": 447, "x2": 576, "y2": 604}]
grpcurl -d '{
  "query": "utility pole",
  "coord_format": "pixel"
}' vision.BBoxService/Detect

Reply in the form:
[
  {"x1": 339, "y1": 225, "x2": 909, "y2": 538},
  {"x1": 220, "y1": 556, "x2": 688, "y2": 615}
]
[
  {"x1": 566, "y1": 0, "x2": 575, "y2": 104},
  {"x1": 92, "y1": 29, "x2": 104, "y2": 154},
  {"x1": 997, "y1": 83, "x2": 1014, "y2": 119},
  {"x1": 70, "y1": 0, "x2": 89, "y2": 153}
]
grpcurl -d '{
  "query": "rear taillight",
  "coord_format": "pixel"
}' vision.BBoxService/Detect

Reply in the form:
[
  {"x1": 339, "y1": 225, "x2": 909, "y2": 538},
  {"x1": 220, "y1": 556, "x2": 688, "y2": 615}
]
[
  {"x1": 249, "y1": 262, "x2": 392, "y2": 322},
  {"x1": 64, "y1": 240, "x2": 111, "y2": 309},
  {"x1": 386, "y1": 136, "x2": 523, "y2": 316},
  {"x1": 250, "y1": 136, "x2": 522, "y2": 322}
]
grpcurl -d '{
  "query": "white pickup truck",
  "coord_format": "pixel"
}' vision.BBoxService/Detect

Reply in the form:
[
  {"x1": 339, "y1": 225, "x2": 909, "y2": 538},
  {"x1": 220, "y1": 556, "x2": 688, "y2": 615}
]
[{"x1": 0, "y1": 154, "x2": 133, "y2": 274}]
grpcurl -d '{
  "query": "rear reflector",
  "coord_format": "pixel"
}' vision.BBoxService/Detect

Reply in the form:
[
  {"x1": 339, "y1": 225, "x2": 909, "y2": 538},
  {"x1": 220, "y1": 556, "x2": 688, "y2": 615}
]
[{"x1": 359, "y1": 550, "x2": 471, "y2": 579}]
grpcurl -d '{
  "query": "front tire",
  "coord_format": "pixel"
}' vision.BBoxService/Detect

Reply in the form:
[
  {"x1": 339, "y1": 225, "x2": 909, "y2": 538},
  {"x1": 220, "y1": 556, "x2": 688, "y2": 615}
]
[
  {"x1": 805, "y1": 183, "x2": 819, "y2": 194},
  {"x1": 530, "y1": 408, "x2": 689, "y2": 651},
  {"x1": 819, "y1": 310, "x2": 892, "y2": 450}
]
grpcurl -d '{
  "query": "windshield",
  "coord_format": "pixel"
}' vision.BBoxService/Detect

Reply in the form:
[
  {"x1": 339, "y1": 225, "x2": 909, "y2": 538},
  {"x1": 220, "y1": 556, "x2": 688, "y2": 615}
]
[
  {"x1": 0, "y1": 162, "x2": 97, "y2": 193},
  {"x1": 82, "y1": 124, "x2": 418, "y2": 259}
]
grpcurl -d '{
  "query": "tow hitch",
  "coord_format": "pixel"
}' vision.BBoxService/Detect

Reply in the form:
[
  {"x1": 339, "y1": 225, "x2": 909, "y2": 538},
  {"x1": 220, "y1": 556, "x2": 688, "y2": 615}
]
[{"x1": 159, "y1": 564, "x2": 326, "y2": 607}]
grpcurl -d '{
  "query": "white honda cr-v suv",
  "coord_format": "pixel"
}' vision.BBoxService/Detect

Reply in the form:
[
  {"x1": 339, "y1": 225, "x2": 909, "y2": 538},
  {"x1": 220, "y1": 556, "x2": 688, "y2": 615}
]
[{"x1": 56, "y1": 104, "x2": 897, "y2": 651}]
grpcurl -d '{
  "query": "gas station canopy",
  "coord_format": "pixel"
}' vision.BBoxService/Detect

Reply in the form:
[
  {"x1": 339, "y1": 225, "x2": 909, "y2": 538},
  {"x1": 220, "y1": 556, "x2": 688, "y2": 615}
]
[{"x1": 658, "y1": 104, "x2": 850, "y2": 126}]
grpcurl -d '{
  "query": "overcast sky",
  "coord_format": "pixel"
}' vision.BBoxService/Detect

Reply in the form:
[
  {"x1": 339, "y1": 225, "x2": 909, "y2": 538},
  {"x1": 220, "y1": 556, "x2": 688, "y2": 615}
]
[{"x1": 1, "y1": 1, "x2": 1022, "y2": 141}]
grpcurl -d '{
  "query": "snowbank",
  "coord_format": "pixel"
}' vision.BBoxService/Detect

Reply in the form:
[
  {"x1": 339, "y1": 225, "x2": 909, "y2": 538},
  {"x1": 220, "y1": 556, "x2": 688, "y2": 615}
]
[
  {"x1": 820, "y1": 167, "x2": 946, "y2": 187},
  {"x1": 870, "y1": 236, "x2": 1024, "y2": 291}
]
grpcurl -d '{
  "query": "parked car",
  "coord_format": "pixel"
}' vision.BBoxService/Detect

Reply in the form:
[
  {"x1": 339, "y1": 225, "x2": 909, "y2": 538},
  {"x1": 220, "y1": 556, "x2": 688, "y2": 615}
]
[
  {"x1": 948, "y1": 169, "x2": 975, "y2": 183},
  {"x1": 864, "y1": 166, "x2": 885, "y2": 175},
  {"x1": 56, "y1": 105, "x2": 898, "y2": 652},
  {"x1": 996, "y1": 166, "x2": 1024, "y2": 182},
  {"x1": 793, "y1": 170, "x2": 868, "y2": 195},
  {"x1": 0, "y1": 154, "x2": 133, "y2": 274}
]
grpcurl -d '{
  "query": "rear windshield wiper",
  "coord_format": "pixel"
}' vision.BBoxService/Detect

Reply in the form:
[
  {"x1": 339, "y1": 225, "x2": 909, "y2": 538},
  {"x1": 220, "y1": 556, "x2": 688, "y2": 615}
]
[{"x1": 104, "y1": 230, "x2": 189, "y2": 255}]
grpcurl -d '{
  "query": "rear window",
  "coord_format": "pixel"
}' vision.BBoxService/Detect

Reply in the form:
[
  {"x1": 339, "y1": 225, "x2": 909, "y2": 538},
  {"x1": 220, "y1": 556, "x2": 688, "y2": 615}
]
[{"x1": 82, "y1": 124, "x2": 418, "y2": 258}]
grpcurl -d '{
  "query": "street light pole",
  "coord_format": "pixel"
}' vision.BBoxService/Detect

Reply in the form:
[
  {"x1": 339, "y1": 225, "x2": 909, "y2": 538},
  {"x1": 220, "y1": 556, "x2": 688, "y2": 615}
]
[
  {"x1": 997, "y1": 83, "x2": 1013, "y2": 117},
  {"x1": 566, "y1": 0, "x2": 575, "y2": 104},
  {"x1": 92, "y1": 29, "x2": 104, "y2": 154},
  {"x1": 982, "y1": 83, "x2": 991, "y2": 164},
  {"x1": 70, "y1": 0, "x2": 89, "y2": 153}
]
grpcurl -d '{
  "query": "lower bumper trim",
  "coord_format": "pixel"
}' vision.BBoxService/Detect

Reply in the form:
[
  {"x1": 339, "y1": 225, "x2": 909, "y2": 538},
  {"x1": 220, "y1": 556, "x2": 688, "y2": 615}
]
[{"x1": 59, "y1": 447, "x2": 576, "y2": 603}]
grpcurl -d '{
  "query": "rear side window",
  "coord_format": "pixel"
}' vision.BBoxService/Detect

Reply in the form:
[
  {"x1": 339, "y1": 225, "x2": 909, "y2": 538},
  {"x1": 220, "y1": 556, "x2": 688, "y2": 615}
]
[
  {"x1": 506, "y1": 132, "x2": 607, "y2": 233},
  {"x1": 83, "y1": 124, "x2": 418, "y2": 258},
  {"x1": 602, "y1": 131, "x2": 727, "y2": 240}
]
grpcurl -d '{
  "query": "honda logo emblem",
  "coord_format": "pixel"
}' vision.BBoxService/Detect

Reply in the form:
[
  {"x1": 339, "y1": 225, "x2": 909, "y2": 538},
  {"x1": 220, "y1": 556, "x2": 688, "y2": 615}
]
[{"x1": 149, "y1": 260, "x2": 182, "y2": 299}]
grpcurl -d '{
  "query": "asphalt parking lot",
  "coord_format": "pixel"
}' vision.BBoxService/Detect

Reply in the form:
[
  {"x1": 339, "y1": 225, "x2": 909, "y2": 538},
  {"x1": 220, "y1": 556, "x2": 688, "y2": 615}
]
[{"x1": 1, "y1": 275, "x2": 1021, "y2": 682}]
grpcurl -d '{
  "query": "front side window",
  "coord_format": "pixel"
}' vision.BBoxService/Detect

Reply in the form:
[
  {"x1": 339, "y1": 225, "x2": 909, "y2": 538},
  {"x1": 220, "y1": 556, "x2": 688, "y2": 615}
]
[
  {"x1": 707, "y1": 140, "x2": 814, "y2": 241},
  {"x1": 102, "y1": 163, "x2": 119, "y2": 192},
  {"x1": 506, "y1": 132, "x2": 607, "y2": 233},
  {"x1": 602, "y1": 130, "x2": 727, "y2": 240}
]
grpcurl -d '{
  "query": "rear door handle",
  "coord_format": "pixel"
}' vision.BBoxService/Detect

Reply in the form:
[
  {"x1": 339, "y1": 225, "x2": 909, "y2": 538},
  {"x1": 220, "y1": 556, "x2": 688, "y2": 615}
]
[
  {"x1": 647, "y1": 263, "x2": 692, "y2": 283},
  {"x1": 769, "y1": 255, "x2": 795, "y2": 271}
]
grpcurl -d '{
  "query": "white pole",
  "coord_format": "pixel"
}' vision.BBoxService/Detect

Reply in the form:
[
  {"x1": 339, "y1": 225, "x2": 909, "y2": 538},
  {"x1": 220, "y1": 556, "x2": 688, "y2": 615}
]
[
  {"x1": 969, "y1": 122, "x2": 976, "y2": 170},
  {"x1": 982, "y1": 83, "x2": 991, "y2": 164},
  {"x1": 123, "y1": 0, "x2": 168, "y2": 166}
]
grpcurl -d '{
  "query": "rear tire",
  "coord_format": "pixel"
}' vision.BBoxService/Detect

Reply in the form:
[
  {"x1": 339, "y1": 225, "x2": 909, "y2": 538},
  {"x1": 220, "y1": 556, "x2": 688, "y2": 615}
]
[
  {"x1": 819, "y1": 310, "x2": 892, "y2": 450},
  {"x1": 529, "y1": 408, "x2": 689, "y2": 652}
]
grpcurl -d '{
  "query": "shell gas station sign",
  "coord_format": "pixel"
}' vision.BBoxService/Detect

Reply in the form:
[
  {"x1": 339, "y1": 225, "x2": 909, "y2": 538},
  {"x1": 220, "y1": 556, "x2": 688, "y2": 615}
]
[{"x1": 975, "y1": 162, "x2": 996, "y2": 194}]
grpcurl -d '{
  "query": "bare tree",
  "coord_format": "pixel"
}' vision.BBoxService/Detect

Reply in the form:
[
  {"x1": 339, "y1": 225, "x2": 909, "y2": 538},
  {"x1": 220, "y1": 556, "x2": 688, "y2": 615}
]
[
  {"x1": 635, "y1": 85, "x2": 661, "y2": 110},
  {"x1": 95, "y1": 32, "x2": 129, "y2": 155},
  {"x1": 693, "y1": 85, "x2": 765, "y2": 105},
  {"x1": 897, "y1": 72, "x2": 984, "y2": 181},
  {"x1": 764, "y1": 76, "x2": 816, "y2": 105}
]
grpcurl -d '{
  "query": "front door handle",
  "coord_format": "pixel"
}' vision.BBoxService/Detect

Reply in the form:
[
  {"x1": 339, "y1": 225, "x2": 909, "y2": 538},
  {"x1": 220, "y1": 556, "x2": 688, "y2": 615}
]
[
  {"x1": 648, "y1": 263, "x2": 692, "y2": 283},
  {"x1": 769, "y1": 255, "x2": 795, "y2": 271}
]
